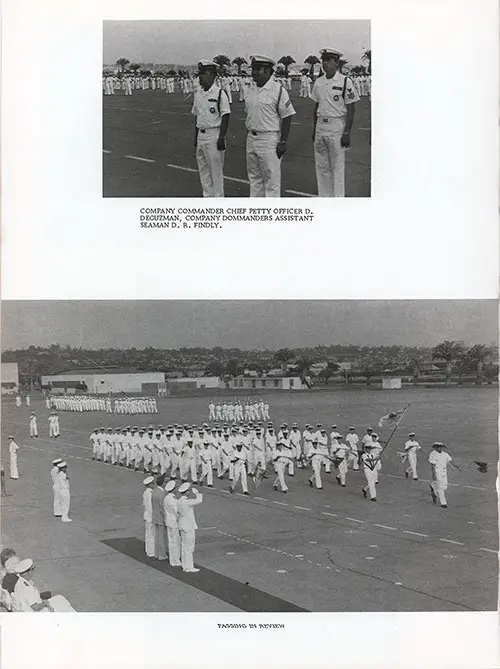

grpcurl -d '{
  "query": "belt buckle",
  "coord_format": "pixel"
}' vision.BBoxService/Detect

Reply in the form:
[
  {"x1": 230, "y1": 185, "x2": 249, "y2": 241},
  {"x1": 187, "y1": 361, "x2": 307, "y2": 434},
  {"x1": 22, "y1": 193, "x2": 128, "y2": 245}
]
[
  {"x1": 251, "y1": 130, "x2": 258, "y2": 136},
  {"x1": 200, "y1": 128, "x2": 206, "y2": 133},
  {"x1": 322, "y1": 118, "x2": 329, "y2": 123}
]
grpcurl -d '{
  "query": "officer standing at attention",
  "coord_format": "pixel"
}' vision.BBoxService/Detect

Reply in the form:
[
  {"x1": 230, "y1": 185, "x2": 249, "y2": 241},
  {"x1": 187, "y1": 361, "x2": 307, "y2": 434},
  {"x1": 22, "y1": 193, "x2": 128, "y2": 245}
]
[
  {"x1": 191, "y1": 60, "x2": 231, "y2": 198},
  {"x1": 244, "y1": 55, "x2": 295, "y2": 197},
  {"x1": 311, "y1": 48, "x2": 359, "y2": 197}
]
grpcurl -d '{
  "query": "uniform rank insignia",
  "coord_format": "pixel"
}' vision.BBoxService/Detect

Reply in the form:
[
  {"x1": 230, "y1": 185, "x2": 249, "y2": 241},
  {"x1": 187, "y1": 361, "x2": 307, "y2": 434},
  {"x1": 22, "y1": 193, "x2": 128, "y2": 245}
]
[{"x1": 285, "y1": 100, "x2": 291, "y2": 107}]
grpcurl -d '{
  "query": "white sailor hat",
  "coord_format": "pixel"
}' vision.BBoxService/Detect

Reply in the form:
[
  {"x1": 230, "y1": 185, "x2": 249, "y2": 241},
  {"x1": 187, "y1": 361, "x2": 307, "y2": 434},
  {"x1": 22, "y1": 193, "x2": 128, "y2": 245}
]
[
  {"x1": 165, "y1": 480, "x2": 176, "y2": 492},
  {"x1": 250, "y1": 55, "x2": 275, "y2": 67},
  {"x1": 198, "y1": 59, "x2": 217, "y2": 70},
  {"x1": 349, "y1": 426, "x2": 356, "y2": 430},
  {"x1": 331, "y1": 424, "x2": 337, "y2": 428},
  {"x1": 320, "y1": 47, "x2": 343, "y2": 59},
  {"x1": 8, "y1": 435, "x2": 14, "y2": 439},
  {"x1": 57, "y1": 461, "x2": 67, "y2": 468},
  {"x1": 371, "y1": 433, "x2": 378, "y2": 439},
  {"x1": 143, "y1": 475, "x2": 155, "y2": 485},
  {"x1": 14, "y1": 558, "x2": 34, "y2": 574},
  {"x1": 433, "y1": 441, "x2": 445, "y2": 448},
  {"x1": 408, "y1": 432, "x2": 416, "y2": 436},
  {"x1": 4, "y1": 556, "x2": 20, "y2": 573},
  {"x1": 178, "y1": 482, "x2": 191, "y2": 494},
  {"x1": 52, "y1": 458, "x2": 63, "y2": 465}
]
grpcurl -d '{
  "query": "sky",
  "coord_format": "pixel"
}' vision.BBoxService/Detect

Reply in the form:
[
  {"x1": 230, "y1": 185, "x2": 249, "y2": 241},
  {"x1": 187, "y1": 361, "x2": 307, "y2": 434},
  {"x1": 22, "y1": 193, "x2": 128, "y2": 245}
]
[
  {"x1": 103, "y1": 20, "x2": 370, "y2": 69},
  {"x1": 1, "y1": 301, "x2": 497, "y2": 351}
]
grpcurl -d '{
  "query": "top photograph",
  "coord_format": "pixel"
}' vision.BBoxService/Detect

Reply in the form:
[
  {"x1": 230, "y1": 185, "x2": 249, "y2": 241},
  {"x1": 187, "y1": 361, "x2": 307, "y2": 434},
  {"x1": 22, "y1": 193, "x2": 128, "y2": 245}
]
[{"x1": 102, "y1": 20, "x2": 371, "y2": 198}]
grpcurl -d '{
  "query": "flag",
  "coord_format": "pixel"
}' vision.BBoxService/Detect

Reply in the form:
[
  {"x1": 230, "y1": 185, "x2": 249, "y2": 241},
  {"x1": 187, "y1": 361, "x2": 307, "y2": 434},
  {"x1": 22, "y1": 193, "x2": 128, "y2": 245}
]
[
  {"x1": 396, "y1": 451, "x2": 408, "y2": 463},
  {"x1": 473, "y1": 461, "x2": 488, "y2": 473},
  {"x1": 378, "y1": 409, "x2": 406, "y2": 429}
]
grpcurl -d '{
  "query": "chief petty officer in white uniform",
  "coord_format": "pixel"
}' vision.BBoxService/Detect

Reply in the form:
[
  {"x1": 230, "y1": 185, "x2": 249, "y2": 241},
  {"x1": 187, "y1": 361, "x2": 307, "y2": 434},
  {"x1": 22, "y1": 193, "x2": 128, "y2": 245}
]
[
  {"x1": 244, "y1": 55, "x2": 296, "y2": 197},
  {"x1": 191, "y1": 60, "x2": 231, "y2": 198},
  {"x1": 311, "y1": 48, "x2": 359, "y2": 197}
]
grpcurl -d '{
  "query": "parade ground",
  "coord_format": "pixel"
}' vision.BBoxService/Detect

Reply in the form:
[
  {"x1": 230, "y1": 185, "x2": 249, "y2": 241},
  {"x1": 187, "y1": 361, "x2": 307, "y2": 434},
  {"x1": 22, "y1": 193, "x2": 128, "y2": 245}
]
[
  {"x1": 2, "y1": 387, "x2": 497, "y2": 613},
  {"x1": 102, "y1": 86, "x2": 371, "y2": 198}
]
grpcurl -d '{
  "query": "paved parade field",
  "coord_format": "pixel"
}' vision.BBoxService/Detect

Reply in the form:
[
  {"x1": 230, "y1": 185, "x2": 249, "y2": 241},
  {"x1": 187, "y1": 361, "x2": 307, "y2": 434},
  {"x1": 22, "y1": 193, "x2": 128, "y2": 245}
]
[
  {"x1": 2, "y1": 387, "x2": 497, "y2": 612},
  {"x1": 102, "y1": 86, "x2": 371, "y2": 198}
]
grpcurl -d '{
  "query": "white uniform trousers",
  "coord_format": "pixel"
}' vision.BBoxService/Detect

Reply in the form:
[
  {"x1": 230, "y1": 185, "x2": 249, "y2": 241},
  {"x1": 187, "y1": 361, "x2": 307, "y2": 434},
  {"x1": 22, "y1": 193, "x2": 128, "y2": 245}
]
[
  {"x1": 363, "y1": 468, "x2": 377, "y2": 499},
  {"x1": 167, "y1": 527, "x2": 182, "y2": 566},
  {"x1": 180, "y1": 458, "x2": 197, "y2": 482},
  {"x1": 231, "y1": 462, "x2": 248, "y2": 492},
  {"x1": 406, "y1": 451, "x2": 418, "y2": 479},
  {"x1": 250, "y1": 449, "x2": 266, "y2": 474},
  {"x1": 431, "y1": 477, "x2": 448, "y2": 505},
  {"x1": 200, "y1": 460, "x2": 213, "y2": 486},
  {"x1": 59, "y1": 489, "x2": 71, "y2": 520},
  {"x1": 350, "y1": 450, "x2": 360, "y2": 470},
  {"x1": 170, "y1": 453, "x2": 180, "y2": 478},
  {"x1": 196, "y1": 128, "x2": 225, "y2": 197},
  {"x1": 30, "y1": 422, "x2": 38, "y2": 437},
  {"x1": 53, "y1": 485, "x2": 61, "y2": 516},
  {"x1": 49, "y1": 424, "x2": 57, "y2": 438},
  {"x1": 337, "y1": 459, "x2": 348, "y2": 485},
  {"x1": 246, "y1": 131, "x2": 281, "y2": 197},
  {"x1": 323, "y1": 454, "x2": 331, "y2": 473},
  {"x1": 143, "y1": 451, "x2": 152, "y2": 472},
  {"x1": 314, "y1": 117, "x2": 346, "y2": 197},
  {"x1": 273, "y1": 459, "x2": 288, "y2": 491},
  {"x1": 10, "y1": 454, "x2": 19, "y2": 479},
  {"x1": 309, "y1": 455, "x2": 323, "y2": 488},
  {"x1": 180, "y1": 529, "x2": 196, "y2": 570},
  {"x1": 145, "y1": 521, "x2": 155, "y2": 557},
  {"x1": 152, "y1": 449, "x2": 161, "y2": 472}
]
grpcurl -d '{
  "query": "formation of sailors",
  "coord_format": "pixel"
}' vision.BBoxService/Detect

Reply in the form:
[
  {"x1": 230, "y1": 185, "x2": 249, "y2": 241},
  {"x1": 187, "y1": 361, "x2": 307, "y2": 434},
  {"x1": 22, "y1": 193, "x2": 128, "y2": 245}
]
[
  {"x1": 89, "y1": 422, "x2": 413, "y2": 501},
  {"x1": 46, "y1": 395, "x2": 158, "y2": 414},
  {"x1": 208, "y1": 399, "x2": 270, "y2": 423}
]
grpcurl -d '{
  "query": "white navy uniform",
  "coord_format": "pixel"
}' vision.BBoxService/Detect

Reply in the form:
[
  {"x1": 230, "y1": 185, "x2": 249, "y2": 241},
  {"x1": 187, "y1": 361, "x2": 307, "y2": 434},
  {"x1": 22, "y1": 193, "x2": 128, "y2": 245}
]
[
  {"x1": 244, "y1": 76, "x2": 295, "y2": 197},
  {"x1": 191, "y1": 82, "x2": 230, "y2": 197},
  {"x1": 311, "y1": 71, "x2": 359, "y2": 197},
  {"x1": 404, "y1": 437, "x2": 421, "y2": 480}
]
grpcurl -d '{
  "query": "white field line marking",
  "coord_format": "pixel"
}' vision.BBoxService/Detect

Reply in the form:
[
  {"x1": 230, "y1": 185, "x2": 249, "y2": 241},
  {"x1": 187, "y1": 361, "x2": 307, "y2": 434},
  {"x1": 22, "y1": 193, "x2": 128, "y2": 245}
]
[
  {"x1": 346, "y1": 517, "x2": 365, "y2": 524},
  {"x1": 374, "y1": 524, "x2": 397, "y2": 531},
  {"x1": 103, "y1": 149, "x2": 112, "y2": 153},
  {"x1": 321, "y1": 512, "x2": 338, "y2": 517},
  {"x1": 293, "y1": 505, "x2": 311, "y2": 511},
  {"x1": 480, "y1": 548, "x2": 497, "y2": 554},
  {"x1": 254, "y1": 497, "x2": 267, "y2": 501},
  {"x1": 439, "y1": 538, "x2": 465, "y2": 546},
  {"x1": 480, "y1": 530, "x2": 492, "y2": 534},
  {"x1": 125, "y1": 155, "x2": 155, "y2": 163},
  {"x1": 273, "y1": 501, "x2": 288, "y2": 506},
  {"x1": 403, "y1": 531, "x2": 429, "y2": 538}
]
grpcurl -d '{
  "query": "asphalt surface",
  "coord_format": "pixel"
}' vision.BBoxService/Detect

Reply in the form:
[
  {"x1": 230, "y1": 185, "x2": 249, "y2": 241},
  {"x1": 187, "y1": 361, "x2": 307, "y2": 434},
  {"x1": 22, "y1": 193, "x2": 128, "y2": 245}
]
[
  {"x1": 102, "y1": 85, "x2": 371, "y2": 198},
  {"x1": 2, "y1": 389, "x2": 497, "y2": 612}
]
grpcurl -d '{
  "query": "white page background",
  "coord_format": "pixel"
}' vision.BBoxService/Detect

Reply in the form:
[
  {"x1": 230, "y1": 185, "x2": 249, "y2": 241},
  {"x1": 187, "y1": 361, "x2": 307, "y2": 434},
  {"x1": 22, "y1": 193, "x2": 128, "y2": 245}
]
[{"x1": 1, "y1": 0, "x2": 499, "y2": 667}]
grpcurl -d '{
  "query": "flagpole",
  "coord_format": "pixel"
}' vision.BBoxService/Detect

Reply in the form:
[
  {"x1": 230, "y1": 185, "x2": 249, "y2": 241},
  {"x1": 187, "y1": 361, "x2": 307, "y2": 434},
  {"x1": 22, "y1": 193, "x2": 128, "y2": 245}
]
[{"x1": 377, "y1": 402, "x2": 411, "y2": 460}]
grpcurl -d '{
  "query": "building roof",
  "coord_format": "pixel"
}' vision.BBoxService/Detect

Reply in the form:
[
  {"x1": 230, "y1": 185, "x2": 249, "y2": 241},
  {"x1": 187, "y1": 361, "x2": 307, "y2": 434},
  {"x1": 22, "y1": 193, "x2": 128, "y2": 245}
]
[{"x1": 52, "y1": 368, "x2": 161, "y2": 376}]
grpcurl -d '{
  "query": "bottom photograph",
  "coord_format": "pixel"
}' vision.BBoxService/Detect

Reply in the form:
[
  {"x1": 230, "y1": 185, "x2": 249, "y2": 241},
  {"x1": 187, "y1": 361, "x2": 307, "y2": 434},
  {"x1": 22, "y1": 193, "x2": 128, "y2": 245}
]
[{"x1": 0, "y1": 299, "x2": 498, "y2": 613}]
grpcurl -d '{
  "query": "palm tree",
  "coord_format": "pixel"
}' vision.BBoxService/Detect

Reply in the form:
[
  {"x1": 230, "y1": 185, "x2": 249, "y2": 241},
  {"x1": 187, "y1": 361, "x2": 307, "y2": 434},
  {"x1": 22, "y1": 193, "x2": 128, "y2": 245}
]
[
  {"x1": 116, "y1": 58, "x2": 130, "y2": 73},
  {"x1": 466, "y1": 344, "x2": 493, "y2": 385},
  {"x1": 319, "y1": 362, "x2": 339, "y2": 385},
  {"x1": 213, "y1": 54, "x2": 231, "y2": 74},
  {"x1": 129, "y1": 63, "x2": 141, "y2": 73},
  {"x1": 361, "y1": 49, "x2": 371, "y2": 74},
  {"x1": 232, "y1": 56, "x2": 247, "y2": 75},
  {"x1": 304, "y1": 55, "x2": 320, "y2": 80},
  {"x1": 431, "y1": 340, "x2": 466, "y2": 385},
  {"x1": 278, "y1": 55, "x2": 296, "y2": 76}
]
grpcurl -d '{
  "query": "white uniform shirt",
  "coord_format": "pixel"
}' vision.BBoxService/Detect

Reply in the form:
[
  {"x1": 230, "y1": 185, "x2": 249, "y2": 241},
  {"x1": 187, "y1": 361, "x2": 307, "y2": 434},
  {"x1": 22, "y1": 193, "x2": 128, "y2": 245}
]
[
  {"x1": 9, "y1": 441, "x2": 18, "y2": 456},
  {"x1": 311, "y1": 71, "x2": 359, "y2": 119},
  {"x1": 405, "y1": 439, "x2": 421, "y2": 453},
  {"x1": 163, "y1": 493, "x2": 179, "y2": 529},
  {"x1": 244, "y1": 77, "x2": 295, "y2": 132},
  {"x1": 191, "y1": 84, "x2": 230, "y2": 130},
  {"x1": 178, "y1": 491, "x2": 203, "y2": 531},
  {"x1": 57, "y1": 471, "x2": 70, "y2": 490},
  {"x1": 143, "y1": 488, "x2": 153, "y2": 522},
  {"x1": 346, "y1": 433, "x2": 359, "y2": 451},
  {"x1": 429, "y1": 450, "x2": 452, "y2": 482}
]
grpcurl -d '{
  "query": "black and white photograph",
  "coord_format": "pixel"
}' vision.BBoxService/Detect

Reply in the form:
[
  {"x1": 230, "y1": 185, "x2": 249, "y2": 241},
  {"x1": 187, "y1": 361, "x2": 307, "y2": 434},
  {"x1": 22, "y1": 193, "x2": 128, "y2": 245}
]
[
  {"x1": 1, "y1": 300, "x2": 497, "y2": 613},
  {"x1": 103, "y1": 20, "x2": 371, "y2": 198}
]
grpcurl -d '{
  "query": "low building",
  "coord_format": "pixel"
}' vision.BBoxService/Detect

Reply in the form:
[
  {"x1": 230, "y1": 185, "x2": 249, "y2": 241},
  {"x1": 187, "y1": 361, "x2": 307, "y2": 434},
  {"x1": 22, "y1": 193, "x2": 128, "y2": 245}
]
[
  {"x1": 382, "y1": 377, "x2": 402, "y2": 390},
  {"x1": 41, "y1": 368, "x2": 165, "y2": 394},
  {"x1": 166, "y1": 376, "x2": 220, "y2": 391},
  {"x1": 223, "y1": 376, "x2": 305, "y2": 391},
  {"x1": 1, "y1": 362, "x2": 19, "y2": 394}
]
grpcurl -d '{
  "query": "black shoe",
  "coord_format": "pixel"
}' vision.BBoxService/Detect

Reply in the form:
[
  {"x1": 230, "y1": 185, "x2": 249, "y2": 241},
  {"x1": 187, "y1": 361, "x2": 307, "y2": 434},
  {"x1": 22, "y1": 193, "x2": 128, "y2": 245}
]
[
  {"x1": 243, "y1": 491, "x2": 250, "y2": 496},
  {"x1": 217, "y1": 475, "x2": 223, "y2": 479},
  {"x1": 282, "y1": 490, "x2": 288, "y2": 494},
  {"x1": 413, "y1": 478, "x2": 419, "y2": 481},
  {"x1": 375, "y1": 481, "x2": 378, "y2": 485},
  {"x1": 273, "y1": 485, "x2": 278, "y2": 491},
  {"x1": 317, "y1": 487, "x2": 323, "y2": 490},
  {"x1": 362, "y1": 488, "x2": 367, "y2": 498},
  {"x1": 289, "y1": 473, "x2": 294, "y2": 477},
  {"x1": 229, "y1": 487, "x2": 234, "y2": 494},
  {"x1": 336, "y1": 476, "x2": 341, "y2": 486},
  {"x1": 441, "y1": 504, "x2": 447, "y2": 508},
  {"x1": 371, "y1": 498, "x2": 377, "y2": 502},
  {"x1": 405, "y1": 471, "x2": 409, "y2": 479},
  {"x1": 308, "y1": 480, "x2": 313, "y2": 487},
  {"x1": 207, "y1": 484, "x2": 213, "y2": 488},
  {"x1": 341, "y1": 484, "x2": 346, "y2": 487}
]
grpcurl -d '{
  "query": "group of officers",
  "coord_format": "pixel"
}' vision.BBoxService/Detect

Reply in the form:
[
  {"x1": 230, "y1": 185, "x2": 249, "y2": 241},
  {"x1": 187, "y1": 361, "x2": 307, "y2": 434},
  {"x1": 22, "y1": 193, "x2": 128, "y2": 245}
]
[
  {"x1": 89, "y1": 421, "x2": 453, "y2": 505},
  {"x1": 191, "y1": 48, "x2": 360, "y2": 198}
]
